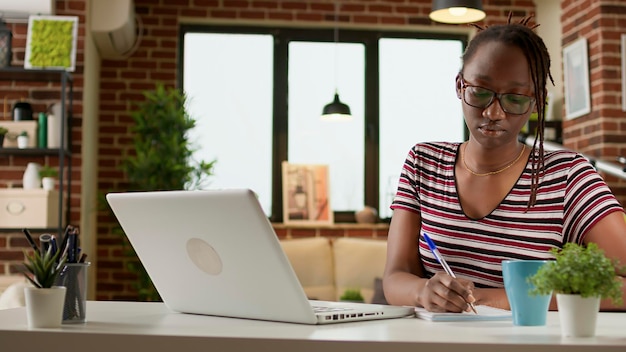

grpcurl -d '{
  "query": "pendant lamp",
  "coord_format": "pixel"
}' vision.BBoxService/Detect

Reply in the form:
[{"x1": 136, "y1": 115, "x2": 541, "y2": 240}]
[
  {"x1": 321, "y1": 2, "x2": 352, "y2": 120},
  {"x1": 429, "y1": 0, "x2": 486, "y2": 24}
]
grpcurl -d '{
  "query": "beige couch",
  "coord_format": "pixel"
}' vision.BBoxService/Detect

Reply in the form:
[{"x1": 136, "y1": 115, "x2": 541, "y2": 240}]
[{"x1": 280, "y1": 236, "x2": 388, "y2": 304}]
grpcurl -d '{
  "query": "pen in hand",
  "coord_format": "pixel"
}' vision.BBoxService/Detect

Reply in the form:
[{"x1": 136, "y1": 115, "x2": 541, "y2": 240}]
[{"x1": 422, "y1": 232, "x2": 478, "y2": 314}]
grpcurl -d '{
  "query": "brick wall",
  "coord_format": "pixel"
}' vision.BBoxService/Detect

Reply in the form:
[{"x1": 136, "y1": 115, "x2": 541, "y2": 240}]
[{"x1": 561, "y1": 0, "x2": 626, "y2": 202}]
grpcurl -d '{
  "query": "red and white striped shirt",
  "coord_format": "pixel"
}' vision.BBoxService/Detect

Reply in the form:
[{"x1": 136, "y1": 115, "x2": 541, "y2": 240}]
[{"x1": 391, "y1": 142, "x2": 624, "y2": 288}]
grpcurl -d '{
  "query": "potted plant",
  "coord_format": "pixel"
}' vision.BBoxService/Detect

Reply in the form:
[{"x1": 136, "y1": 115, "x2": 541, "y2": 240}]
[
  {"x1": 0, "y1": 126, "x2": 7, "y2": 147},
  {"x1": 39, "y1": 165, "x2": 58, "y2": 191},
  {"x1": 113, "y1": 83, "x2": 216, "y2": 301},
  {"x1": 529, "y1": 243, "x2": 622, "y2": 337},
  {"x1": 340, "y1": 288, "x2": 364, "y2": 303},
  {"x1": 21, "y1": 247, "x2": 68, "y2": 328},
  {"x1": 17, "y1": 130, "x2": 29, "y2": 149}
]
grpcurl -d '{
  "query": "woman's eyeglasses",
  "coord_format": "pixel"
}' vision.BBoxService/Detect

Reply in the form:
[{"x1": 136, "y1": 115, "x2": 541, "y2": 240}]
[{"x1": 460, "y1": 76, "x2": 535, "y2": 115}]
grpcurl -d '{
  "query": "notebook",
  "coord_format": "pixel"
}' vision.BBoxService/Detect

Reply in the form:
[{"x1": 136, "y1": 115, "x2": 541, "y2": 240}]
[
  {"x1": 106, "y1": 189, "x2": 415, "y2": 325},
  {"x1": 415, "y1": 305, "x2": 512, "y2": 322}
]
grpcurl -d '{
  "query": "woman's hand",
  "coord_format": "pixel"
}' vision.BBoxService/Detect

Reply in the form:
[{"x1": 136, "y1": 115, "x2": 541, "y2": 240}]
[{"x1": 419, "y1": 272, "x2": 476, "y2": 312}]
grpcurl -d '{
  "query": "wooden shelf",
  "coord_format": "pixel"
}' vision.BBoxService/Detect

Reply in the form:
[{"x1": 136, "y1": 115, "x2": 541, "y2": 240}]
[
  {"x1": 0, "y1": 148, "x2": 71, "y2": 157},
  {"x1": 0, "y1": 67, "x2": 72, "y2": 83}
]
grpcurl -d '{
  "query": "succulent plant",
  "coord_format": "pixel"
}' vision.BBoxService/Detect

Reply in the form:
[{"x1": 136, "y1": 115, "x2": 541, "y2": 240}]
[{"x1": 22, "y1": 248, "x2": 67, "y2": 289}]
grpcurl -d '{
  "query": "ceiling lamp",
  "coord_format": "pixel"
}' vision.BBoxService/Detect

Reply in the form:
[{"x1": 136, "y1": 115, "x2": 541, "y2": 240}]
[
  {"x1": 429, "y1": 0, "x2": 486, "y2": 24},
  {"x1": 321, "y1": 2, "x2": 352, "y2": 120},
  {"x1": 322, "y1": 91, "x2": 351, "y2": 118}
]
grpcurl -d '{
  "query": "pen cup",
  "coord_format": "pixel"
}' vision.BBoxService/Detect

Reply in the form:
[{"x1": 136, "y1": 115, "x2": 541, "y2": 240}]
[
  {"x1": 55, "y1": 262, "x2": 90, "y2": 324},
  {"x1": 502, "y1": 260, "x2": 551, "y2": 326}
]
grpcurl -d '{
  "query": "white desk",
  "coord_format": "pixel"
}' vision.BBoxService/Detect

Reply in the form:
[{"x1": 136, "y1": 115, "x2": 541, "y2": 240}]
[{"x1": 0, "y1": 301, "x2": 625, "y2": 351}]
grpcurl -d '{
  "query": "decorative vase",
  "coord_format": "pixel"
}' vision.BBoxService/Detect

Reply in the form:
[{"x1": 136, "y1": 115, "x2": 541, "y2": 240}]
[
  {"x1": 42, "y1": 177, "x2": 55, "y2": 191},
  {"x1": 22, "y1": 162, "x2": 41, "y2": 189},
  {"x1": 556, "y1": 294, "x2": 601, "y2": 337},
  {"x1": 17, "y1": 135, "x2": 29, "y2": 149},
  {"x1": 24, "y1": 286, "x2": 67, "y2": 328}
]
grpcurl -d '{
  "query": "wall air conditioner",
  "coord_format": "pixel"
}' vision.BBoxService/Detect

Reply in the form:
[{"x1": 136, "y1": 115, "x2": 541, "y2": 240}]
[
  {"x1": 0, "y1": 0, "x2": 54, "y2": 21},
  {"x1": 91, "y1": 0, "x2": 137, "y2": 59}
]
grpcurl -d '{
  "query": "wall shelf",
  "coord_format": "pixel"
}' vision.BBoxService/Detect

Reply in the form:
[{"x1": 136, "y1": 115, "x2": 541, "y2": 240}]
[{"x1": 0, "y1": 67, "x2": 73, "y2": 238}]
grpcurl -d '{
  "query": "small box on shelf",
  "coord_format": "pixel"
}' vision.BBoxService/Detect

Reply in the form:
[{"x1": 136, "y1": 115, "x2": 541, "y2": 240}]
[{"x1": 0, "y1": 189, "x2": 60, "y2": 228}]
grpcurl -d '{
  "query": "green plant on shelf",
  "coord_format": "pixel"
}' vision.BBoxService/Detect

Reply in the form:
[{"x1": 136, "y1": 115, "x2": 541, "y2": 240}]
[{"x1": 39, "y1": 165, "x2": 58, "y2": 178}]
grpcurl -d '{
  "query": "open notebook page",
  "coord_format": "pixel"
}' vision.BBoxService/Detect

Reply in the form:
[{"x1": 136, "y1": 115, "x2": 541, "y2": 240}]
[{"x1": 414, "y1": 305, "x2": 512, "y2": 322}]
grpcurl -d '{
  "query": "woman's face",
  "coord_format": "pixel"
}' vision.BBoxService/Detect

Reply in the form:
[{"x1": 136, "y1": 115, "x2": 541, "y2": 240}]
[{"x1": 456, "y1": 41, "x2": 535, "y2": 149}]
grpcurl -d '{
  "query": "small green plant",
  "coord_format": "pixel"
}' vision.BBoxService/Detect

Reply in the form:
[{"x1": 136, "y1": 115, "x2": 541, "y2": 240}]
[
  {"x1": 340, "y1": 288, "x2": 364, "y2": 302},
  {"x1": 39, "y1": 165, "x2": 58, "y2": 178},
  {"x1": 22, "y1": 248, "x2": 67, "y2": 289},
  {"x1": 529, "y1": 243, "x2": 622, "y2": 305},
  {"x1": 0, "y1": 127, "x2": 8, "y2": 135},
  {"x1": 19, "y1": 131, "x2": 28, "y2": 137}
]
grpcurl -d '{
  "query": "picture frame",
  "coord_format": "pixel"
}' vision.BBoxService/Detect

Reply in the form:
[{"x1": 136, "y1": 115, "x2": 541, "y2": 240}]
[
  {"x1": 563, "y1": 38, "x2": 591, "y2": 120},
  {"x1": 281, "y1": 161, "x2": 333, "y2": 224},
  {"x1": 24, "y1": 15, "x2": 79, "y2": 72},
  {"x1": 622, "y1": 34, "x2": 626, "y2": 112}
]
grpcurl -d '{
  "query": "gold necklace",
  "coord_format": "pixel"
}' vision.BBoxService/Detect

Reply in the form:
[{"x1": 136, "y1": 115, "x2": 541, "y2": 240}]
[{"x1": 462, "y1": 143, "x2": 526, "y2": 177}]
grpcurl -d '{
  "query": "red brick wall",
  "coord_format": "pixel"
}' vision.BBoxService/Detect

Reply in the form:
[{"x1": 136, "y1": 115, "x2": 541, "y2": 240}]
[{"x1": 561, "y1": 0, "x2": 626, "y2": 203}]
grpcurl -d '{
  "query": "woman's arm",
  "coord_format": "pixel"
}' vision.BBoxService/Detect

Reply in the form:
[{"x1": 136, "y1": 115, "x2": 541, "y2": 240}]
[
  {"x1": 383, "y1": 209, "x2": 475, "y2": 312},
  {"x1": 582, "y1": 211, "x2": 626, "y2": 311}
]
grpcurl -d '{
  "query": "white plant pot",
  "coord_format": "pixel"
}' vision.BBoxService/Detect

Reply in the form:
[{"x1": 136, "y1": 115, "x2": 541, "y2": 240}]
[
  {"x1": 24, "y1": 286, "x2": 67, "y2": 328},
  {"x1": 17, "y1": 135, "x2": 29, "y2": 149},
  {"x1": 42, "y1": 177, "x2": 55, "y2": 191},
  {"x1": 556, "y1": 293, "x2": 601, "y2": 337}
]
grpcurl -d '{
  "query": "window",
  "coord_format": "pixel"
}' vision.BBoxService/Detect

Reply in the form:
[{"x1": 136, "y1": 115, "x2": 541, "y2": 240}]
[{"x1": 181, "y1": 26, "x2": 467, "y2": 222}]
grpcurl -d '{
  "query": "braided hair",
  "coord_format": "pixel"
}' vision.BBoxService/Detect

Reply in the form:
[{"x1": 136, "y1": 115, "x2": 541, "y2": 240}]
[{"x1": 460, "y1": 13, "x2": 554, "y2": 208}]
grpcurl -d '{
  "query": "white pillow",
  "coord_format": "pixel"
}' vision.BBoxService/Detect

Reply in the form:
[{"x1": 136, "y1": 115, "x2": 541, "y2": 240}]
[{"x1": 0, "y1": 282, "x2": 29, "y2": 310}]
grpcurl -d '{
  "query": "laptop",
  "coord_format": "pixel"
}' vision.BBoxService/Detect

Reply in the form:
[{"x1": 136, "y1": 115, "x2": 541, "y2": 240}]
[{"x1": 106, "y1": 189, "x2": 415, "y2": 325}]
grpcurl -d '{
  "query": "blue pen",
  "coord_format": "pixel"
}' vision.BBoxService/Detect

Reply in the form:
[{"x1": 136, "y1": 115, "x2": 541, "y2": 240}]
[{"x1": 422, "y1": 232, "x2": 478, "y2": 314}]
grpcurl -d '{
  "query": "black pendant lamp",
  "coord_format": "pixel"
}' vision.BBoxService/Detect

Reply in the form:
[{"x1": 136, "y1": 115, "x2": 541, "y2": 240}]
[
  {"x1": 429, "y1": 0, "x2": 486, "y2": 24},
  {"x1": 321, "y1": 2, "x2": 352, "y2": 120},
  {"x1": 322, "y1": 91, "x2": 351, "y2": 117}
]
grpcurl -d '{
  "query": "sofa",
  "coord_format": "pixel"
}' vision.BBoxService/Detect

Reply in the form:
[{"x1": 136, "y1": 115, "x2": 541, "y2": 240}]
[{"x1": 279, "y1": 236, "x2": 388, "y2": 304}]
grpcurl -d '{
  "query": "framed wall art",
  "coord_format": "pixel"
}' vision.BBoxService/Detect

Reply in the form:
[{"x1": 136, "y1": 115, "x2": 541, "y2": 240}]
[
  {"x1": 24, "y1": 15, "x2": 79, "y2": 72},
  {"x1": 281, "y1": 161, "x2": 333, "y2": 224},
  {"x1": 563, "y1": 38, "x2": 591, "y2": 120}
]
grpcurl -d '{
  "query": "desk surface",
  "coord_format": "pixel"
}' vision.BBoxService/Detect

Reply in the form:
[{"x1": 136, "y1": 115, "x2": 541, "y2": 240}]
[{"x1": 0, "y1": 301, "x2": 625, "y2": 352}]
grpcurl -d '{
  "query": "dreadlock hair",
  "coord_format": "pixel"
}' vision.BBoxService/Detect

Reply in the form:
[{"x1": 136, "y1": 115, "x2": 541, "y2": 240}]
[{"x1": 460, "y1": 13, "x2": 554, "y2": 209}]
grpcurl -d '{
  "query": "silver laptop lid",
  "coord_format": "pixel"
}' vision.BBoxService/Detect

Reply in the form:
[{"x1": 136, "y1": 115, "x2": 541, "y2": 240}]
[{"x1": 106, "y1": 189, "x2": 318, "y2": 324}]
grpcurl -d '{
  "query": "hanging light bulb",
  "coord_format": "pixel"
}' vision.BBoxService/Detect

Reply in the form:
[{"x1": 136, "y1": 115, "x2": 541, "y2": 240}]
[
  {"x1": 321, "y1": 1, "x2": 352, "y2": 120},
  {"x1": 429, "y1": 0, "x2": 486, "y2": 24}
]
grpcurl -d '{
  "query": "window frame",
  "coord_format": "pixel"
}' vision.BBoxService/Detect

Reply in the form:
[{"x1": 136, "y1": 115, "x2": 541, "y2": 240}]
[{"x1": 179, "y1": 24, "x2": 469, "y2": 223}]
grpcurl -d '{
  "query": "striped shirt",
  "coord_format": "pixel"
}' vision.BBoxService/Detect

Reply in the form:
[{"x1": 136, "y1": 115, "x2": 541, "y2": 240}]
[{"x1": 391, "y1": 142, "x2": 624, "y2": 288}]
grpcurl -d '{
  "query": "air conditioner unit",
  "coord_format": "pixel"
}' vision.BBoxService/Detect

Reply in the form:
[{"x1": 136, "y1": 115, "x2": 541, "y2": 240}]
[
  {"x1": 91, "y1": 0, "x2": 137, "y2": 59},
  {"x1": 0, "y1": 0, "x2": 54, "y2": 21}
]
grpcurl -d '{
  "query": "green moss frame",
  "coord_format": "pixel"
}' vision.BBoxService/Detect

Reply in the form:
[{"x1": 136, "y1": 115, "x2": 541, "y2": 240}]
[{"x1": 24, "y1": 15, "x2": 78, "y2": 71}]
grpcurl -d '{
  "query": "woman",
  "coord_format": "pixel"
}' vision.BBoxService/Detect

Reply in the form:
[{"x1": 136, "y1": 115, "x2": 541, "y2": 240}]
[{"x1": 383, "y1": 15, "x2": 626, "y2": 313}]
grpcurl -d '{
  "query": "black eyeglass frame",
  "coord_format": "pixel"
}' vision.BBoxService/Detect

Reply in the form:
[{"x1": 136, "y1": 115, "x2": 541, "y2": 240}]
[{"x1": 459, "y1": 75, "x2": 536, "y2": 115}]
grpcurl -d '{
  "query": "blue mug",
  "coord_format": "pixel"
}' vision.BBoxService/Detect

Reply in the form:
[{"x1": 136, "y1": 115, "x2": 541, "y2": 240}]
[{"x1": 502, "y1": 260, "x2": 551, "y2": 326}]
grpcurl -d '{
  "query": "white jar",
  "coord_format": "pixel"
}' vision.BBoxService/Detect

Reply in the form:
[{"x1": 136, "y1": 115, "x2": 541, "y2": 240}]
[{"x1": 23, "y1": 162, "x2": 42, "y2": 189}]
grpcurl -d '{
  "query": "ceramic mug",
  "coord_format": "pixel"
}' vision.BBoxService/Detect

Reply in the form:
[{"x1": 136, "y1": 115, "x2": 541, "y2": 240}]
[{"x1": 502, "y1": 259, "x2": 551, "y2": 326}]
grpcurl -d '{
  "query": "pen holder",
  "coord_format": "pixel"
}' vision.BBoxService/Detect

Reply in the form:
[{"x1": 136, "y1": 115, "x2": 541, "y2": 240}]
[{"x1": 55, "y1": 262, "x2": 90, "y2": 324}]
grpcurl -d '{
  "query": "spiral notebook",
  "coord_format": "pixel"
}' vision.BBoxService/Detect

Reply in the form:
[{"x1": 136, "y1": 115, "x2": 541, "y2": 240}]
[{"x1": 415, "y1": 305, "x2": 512, "y2": 322}]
